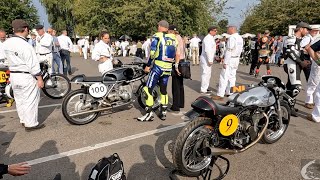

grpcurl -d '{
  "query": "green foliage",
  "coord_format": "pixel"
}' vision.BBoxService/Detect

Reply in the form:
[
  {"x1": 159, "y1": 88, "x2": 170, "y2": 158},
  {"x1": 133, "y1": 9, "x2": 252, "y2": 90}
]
[
  {"x1": 44, "y1": 0, "x2": 228, "y2": 38},
  {"x1": 40, "y1": 0, "x2": 75, "y2": 35},
  {"x1": 0, "y1": 0, "x2": 39, "y2": 33},
  {"x1": 240, "y1": 0, "x2": 320, "y2": 35},
  {"x1": 217, "y1": 19, "x2": 228, "y2": 33}
]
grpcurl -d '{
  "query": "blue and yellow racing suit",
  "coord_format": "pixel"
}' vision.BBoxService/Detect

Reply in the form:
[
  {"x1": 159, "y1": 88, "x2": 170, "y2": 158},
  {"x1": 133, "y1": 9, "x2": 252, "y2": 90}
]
[{"x1": 144, "y1": 32, "x2": 178, "y2": 110}]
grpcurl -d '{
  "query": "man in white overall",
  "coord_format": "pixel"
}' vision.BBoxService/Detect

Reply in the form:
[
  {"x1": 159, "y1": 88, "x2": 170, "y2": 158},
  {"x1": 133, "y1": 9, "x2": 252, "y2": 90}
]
[
  {"x1": 35, "y1": 24, "x2": 54, "y2": 74},
  {"x1": 200, "y1": 26, "x2": 217, "y2": 94},
  {"x1": 212, "y1": 25, "x2": 243, "y2": 101},
  {"x1": 3, "y1": 19, "x2": 45, "y2": 131}
]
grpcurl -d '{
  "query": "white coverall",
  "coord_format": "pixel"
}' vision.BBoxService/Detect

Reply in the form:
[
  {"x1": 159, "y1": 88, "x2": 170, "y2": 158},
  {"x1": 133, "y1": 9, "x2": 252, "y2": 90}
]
[
  {"x1": 217, "y1": 33, "x2": 244, "y2": 97},
  {"x1": 81, "y1": 39, "x2": 90, "y2": 60},
  {"x1": 121, "y1": 41, "x2": 129, "y2": 57},
  {"x1": 92, "y1": 40, "x2": 113, "y2": 74},
  {"x1": 305, "y1": 37, "x2": 320, "y2": 104},
  {"x1": 0, "y1": 41, "x2": 8, "y2": 65},
  {"x1": 36, "y1": 32, "x2": 53, "y2": 74},
  {"x1": 3, "y1": 36, "x2": 41, "y2": 127},
  {"x1": 200, "y1": 34, "x2": 216, "y2": 93}
]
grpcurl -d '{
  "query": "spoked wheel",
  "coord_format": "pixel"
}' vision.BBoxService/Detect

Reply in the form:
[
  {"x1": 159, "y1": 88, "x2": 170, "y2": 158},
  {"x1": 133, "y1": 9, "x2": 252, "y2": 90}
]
[
  {"x1": 137, "y1": 85, "x2": 161, "y2": 110},
  {"x1": 62, "y1": 89, "x2": 100, "y2": 125},
  {"x1": 261, "y1": 102, "x2": 290, "y2": 144},
  {"x1": 42, "y1": 74, "x2": 71, "y2": 99},
  {"x1": 173, "y1": 117, "x2": 214, "y2": 177}
]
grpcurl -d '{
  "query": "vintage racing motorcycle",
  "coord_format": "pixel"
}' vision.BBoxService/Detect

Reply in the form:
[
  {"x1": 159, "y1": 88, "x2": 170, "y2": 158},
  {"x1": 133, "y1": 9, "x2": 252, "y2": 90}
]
[
  {"x1": 62, "y1": 59, "x2": 160, "y2": 125},
  {"x1": 173, "y1": 76, "x2": 291, "y2": 177},
  {"x1": 0, "y1": 60, "x2": 70, "y2": 107}
]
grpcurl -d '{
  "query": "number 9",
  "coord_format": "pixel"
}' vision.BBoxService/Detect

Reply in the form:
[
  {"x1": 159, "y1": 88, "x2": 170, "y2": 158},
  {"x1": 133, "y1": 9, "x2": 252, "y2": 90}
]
[{"x1": 226, "y1": 119, "x2": 233, "y2": 132}]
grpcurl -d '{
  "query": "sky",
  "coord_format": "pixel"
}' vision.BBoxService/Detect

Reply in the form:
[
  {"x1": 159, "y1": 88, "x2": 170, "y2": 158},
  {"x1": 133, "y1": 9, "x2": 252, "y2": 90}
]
[
  {"x1": 31, "y1": 0, "x2": 260, "y2": 30},
  {"x1": 223, "y1": 0, "x2": 260, "y2": 27}
]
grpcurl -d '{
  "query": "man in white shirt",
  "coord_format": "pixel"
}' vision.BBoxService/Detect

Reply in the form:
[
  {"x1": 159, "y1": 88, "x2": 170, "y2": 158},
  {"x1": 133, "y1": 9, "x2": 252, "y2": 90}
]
[
  {"x1": 79, "y1": 37, "x2": 89, "y2": 60},
  {"x1": 35, "y1": 24, "x2": 54, "y2": 74},
  {"x1": 212, "y1": 25, "x2": 244, "y2": 101},
  {"x1": 47, "y1": 28, "x2": 63, "y2": 74},
  {"x1": 142, "y1": 37, "x2": 151, "y2": 59},
  {"x1": 3, "y1": 19, "x2": 45, "y2": 131},
  {"x1": 190, "y1": 34, "x2": 201, "y2": 65},
  {"x1": 121, "y1": 40, "x2": 129, "y2": 57},
  {"x1": 58, "y1": 30, "x2": 73, "y2": 75},
  {"x1": 200, "y1": 26, "x2": 217, "y2": 94},
  {"x1": 92, "y1": 31, "x2": 113, "y2": 74},
  {"x1": 0, "y1": 29, "x2": 7, "y2": 65}
]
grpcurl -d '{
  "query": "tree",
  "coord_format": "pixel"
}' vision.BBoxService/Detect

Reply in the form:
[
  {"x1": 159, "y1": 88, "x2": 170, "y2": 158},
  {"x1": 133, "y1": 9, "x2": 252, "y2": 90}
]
[
  {"x1": 240, "y1": 0, "x2": 320, "y2": 35},
  {"x1": 217, "y1": 19, "x2": 228, "y2": 33},
  {"x1": 0, "y1": 0, "x2": 39, "y2": 33},
  {"x1": 40, "y1": 0, "x2": 75, "y2": 36},
  {"x1": 73, "y1": 0, "x2": 228, "y2": 39}
]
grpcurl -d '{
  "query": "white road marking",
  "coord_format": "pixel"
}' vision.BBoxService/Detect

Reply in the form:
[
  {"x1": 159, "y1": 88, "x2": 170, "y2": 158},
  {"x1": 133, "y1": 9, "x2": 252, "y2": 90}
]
[
  {"x1": 0, "y1": 104, "x2": 61, "y2": 114},
  {"x1": 26, "y1": 122, "x2": 188, "y2": 165}
]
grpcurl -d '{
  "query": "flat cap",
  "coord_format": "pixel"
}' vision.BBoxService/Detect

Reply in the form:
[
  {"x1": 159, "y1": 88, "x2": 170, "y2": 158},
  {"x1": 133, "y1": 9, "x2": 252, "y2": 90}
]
[
  {"x1": 34, "y1": 24, "x2": 44, "y2": 30},
  {"x1": 168, "y1": 25, "x2": 177, "y2": 31},
  {"x1": 158, "y1": 20, "x2": 169, "y2": 29},
  {"x1": 296, "y1": 22, "x2": 312, "y2": 30},
  {"x1": 12, "y1": 19, "x2": 29, "y2": 29}
]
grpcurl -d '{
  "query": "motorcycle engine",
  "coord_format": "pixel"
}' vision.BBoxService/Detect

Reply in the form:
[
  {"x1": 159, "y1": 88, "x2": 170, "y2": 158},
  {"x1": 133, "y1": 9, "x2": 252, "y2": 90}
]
[
  {"x1": 231, "y1": 109, "x2": 264, "y2": 148},
  {"x1": 107, "y1": 84, "x2": 133, "y2": 102}
]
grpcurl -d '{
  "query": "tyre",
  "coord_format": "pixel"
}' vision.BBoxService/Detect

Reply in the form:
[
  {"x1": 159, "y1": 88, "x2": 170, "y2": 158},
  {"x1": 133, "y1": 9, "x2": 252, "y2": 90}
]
[
  {"x1": 261, "y1": 102, "x2": 291, "y2": 144},
  {"x1": 42, "y1": 74, "x2": 71, "y2": 99},
  {"x1": 62, "y1": 89, "x2": 100, "y2": 125},
  {"x1": 173, "y1": 117, "x2": 214, "y2": 177},
  {"x1": 137, "y1": 84, "x2": 161, "y2": 110}
]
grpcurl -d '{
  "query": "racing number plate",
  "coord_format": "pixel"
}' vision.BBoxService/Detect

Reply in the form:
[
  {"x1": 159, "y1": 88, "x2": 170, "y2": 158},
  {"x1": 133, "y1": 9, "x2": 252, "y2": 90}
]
[
  {"x1": 219, "y1": 114, "x2": 239, "y2": 136},
  {"x1": 89, "y1": 83, "x2": 108, "y2": 98},
  {"x1": 230, "y1": 85, "x2": 247, "y2": 93},
  {"x1": 0, "y1": 71, "x2": 7, "y2": 83}
]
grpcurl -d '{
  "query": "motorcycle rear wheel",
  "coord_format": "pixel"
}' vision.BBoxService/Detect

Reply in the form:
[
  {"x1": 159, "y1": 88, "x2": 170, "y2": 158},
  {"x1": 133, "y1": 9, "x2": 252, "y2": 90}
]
[
  {"x1": 62, "y1": 89, "x2": 100, "y2": 125},
  {"x1": 42, "y1": 74, "x2": 71, "y2": 99},
  {"x1": 173, "y1": 117, "x2": 214, "y2": 177},
  {"x1": 261, "y1": 102, "x2": 290, "y2": 144}
]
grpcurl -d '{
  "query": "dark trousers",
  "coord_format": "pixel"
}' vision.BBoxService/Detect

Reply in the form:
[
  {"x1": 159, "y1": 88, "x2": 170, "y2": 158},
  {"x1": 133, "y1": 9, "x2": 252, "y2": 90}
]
[
  {"x1": 136, "y1": 48, "x2": 143, "y2": 59},
  {"x1": 303, "y1": 60, "x2": 312, "y2": 81},
  {"x1": 60, "y1": 49, "x2": 71, "y2": 75},
  {"x1": 249, "y1": 51, "x2": 258, "y2": 74},
  {"x1": 171, "y1": 66, "x2": 184, "y2": 110}
]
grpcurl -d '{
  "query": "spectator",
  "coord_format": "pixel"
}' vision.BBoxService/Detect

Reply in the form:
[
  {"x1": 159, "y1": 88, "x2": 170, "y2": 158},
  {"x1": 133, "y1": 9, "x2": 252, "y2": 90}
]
[
  {"x1": 92, "y1": 31, "x2": 113, "y2": 74},
  {"x1": 0, "y1": 162, "x2": 31, "y2": 179},
  {"x1": 189, "y1": 34, "x2": 201, "y2": 66},
  {"x1": 28, "y1": 33, "x2": 36, "y2": 48},
  {"x1": 136, "y1": 40, "x2": 143, "y2": 59},
  {"x1": 142, "y1": 37, "x2": 151, "y2": 59},
  {"x1": 58, "y1": 30, "x2": 73, "y2": 75},
  {"x1": 0, "y1": 29, "x2": 7, "y2": 64},
  {"x1": 47, "y1": 28, "x2": 63, "y2": 74},
  {"x1": 121, "y1": 39, "x2": 129, "y2": 57}
]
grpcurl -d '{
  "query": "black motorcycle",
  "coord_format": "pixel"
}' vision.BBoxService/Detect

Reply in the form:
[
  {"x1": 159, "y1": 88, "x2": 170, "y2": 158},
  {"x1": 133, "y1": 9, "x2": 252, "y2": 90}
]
[
  {"x1": 173, "y1": 76, "x2": 290, "y2": 177},
  {"x1": 62, "y1": 59, "x2": 160, "y2": 125}
]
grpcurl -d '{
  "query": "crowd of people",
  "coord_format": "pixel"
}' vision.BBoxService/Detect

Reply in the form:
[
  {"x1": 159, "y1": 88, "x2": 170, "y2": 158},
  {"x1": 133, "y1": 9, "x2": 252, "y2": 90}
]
[{"x1": 1, "y1": 17, "x2": 320, "y2": 178}]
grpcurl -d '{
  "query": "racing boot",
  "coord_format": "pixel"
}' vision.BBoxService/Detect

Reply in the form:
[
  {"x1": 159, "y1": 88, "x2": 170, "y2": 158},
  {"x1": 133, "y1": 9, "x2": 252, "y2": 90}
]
[
  {"x1": 267, "y1": 69, "x2": 271, "y2": 75},
  {"x1": 159, "y1": 105, "x2": 168, "y2": 121},
  {"x1": 137, "y1": 107, "x2": 154, "y2": 122}
]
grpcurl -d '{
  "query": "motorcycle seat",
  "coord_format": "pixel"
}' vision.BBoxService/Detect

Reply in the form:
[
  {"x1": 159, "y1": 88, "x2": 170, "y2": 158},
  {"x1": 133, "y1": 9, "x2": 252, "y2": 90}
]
[
  {"x1": 0, "y1": 67, "x2": 9, "y2": 72},
  {"x1": 82, "y1": 75, "x2": 116, "y2": 82},
  {"x1": 192, "y1": 96, "x2": 241, "y2": 116}
]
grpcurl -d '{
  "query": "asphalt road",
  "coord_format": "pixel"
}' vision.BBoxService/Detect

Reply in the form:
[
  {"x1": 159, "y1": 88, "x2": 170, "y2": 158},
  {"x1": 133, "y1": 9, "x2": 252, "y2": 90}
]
[{"x1": 0, "y1": 54, "x2": 318, "y2": 180}]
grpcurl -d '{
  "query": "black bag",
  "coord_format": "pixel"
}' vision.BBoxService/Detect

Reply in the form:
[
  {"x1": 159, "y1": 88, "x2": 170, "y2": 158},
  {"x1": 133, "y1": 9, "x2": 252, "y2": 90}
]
[
  {"x1": 178, "y1": 61, "x2": 191, "y2": 79},
  {"x1": 88, "y1": 153, "x2": 126, "y2": 180}
]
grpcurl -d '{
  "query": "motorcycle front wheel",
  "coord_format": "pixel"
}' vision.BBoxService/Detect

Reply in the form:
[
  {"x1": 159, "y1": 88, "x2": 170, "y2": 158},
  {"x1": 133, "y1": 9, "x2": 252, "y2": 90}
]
[
  {"x1": 42, "y1": 74, "x2": 71, "y2": 99},
  {"x1": 261, "y1": 102, "x2": 290, "y2": 144},
  {"x1": 62, "y1": 89, "x2": 100, "y2": 125},
  {"x1": 173, "y1": 117, "x2": 214, "y2": 177}
]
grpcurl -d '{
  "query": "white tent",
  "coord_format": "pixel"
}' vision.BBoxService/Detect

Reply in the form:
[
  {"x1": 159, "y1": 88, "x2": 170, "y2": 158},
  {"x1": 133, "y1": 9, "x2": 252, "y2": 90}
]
[
  {"x1": 241, "y1": 33, "x2": 256, "y2": 38},
  {"x1": 221, "y1": 33, "x2": 230, "y2": 38},
  {"x1": 214, "y1": 35, "x2": 223, "y2": 39}
]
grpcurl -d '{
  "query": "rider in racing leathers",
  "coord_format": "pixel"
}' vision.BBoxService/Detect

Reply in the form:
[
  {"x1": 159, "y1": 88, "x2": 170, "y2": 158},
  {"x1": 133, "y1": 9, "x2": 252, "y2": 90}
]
[
  {"x1": 137, "y1": 20, "x2": 180, "y2": 121},
  {"x1": 283, "y1": 22, "x2": 311, "y2": 116}
]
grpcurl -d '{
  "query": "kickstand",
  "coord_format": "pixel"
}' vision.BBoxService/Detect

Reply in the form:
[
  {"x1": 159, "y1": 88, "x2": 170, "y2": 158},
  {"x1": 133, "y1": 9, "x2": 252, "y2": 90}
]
[{"x1": 169, "y1": 155, "x2": 230, "y2": 180}]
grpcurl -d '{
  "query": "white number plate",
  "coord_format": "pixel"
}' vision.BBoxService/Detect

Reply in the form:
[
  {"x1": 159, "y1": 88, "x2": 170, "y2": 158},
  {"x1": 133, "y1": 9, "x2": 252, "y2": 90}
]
[{"x1": 89, "y1": 83, "x2": 108, "y2": 98}]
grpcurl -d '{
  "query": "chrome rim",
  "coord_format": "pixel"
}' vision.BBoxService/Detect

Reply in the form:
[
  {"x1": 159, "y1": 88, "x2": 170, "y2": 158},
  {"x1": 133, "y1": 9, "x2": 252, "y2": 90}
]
[
  {"x1": 45, "y1": 75, "x2": 69, "y2": 97},
  {"x1": 67, "y1": 92, "x2": 96, "y2": 122},
  {"x1": 265, "y1": 106, "x2": 288, "y2": 141},
  {"x1": 182, "y1": 126, "x2": 212, "y2": 172}
]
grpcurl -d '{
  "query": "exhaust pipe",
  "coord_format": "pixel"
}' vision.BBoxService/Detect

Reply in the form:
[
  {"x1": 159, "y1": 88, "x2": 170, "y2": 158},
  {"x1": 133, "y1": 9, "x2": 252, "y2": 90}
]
[
  {"x1": 69, "y1": 101, "x2": 131, "y2": 117},
  {"x1": 211, "y1": 112, "x2": 269, "y2": 156}
]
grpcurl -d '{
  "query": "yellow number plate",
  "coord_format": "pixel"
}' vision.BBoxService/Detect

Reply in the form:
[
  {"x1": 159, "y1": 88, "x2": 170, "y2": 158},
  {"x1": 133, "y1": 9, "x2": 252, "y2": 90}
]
[
  {"x1": 0, "y1": 71, "x2": 7, "y2": 83},
  {"x1": 219, "y1": 114, "x2": 239, "y2": 136}
]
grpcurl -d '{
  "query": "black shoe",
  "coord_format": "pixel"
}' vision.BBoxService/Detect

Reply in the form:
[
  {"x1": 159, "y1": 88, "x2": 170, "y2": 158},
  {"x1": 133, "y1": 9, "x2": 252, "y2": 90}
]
[
  {"x1": 68, "y1": 71, "x2": 72, "y2": 75},
  {"x1": 249, "y1": 72, "x2": 254, "y2": 75},
  {"x1": 25, "y1": 124, "x2": 46, "y2": 132}
]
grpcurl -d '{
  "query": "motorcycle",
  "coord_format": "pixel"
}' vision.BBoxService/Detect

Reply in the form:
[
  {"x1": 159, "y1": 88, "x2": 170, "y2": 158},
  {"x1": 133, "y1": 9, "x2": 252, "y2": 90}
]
[
  {"x1": 62, "y1": 59, "x2": 160, "y2": 125},
  {"x1": 0, "y1": 61, "x2": 70, "y2": 104},
  {"x1": 172, "y1": 75, "x2": 290, "y2": 177}
]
